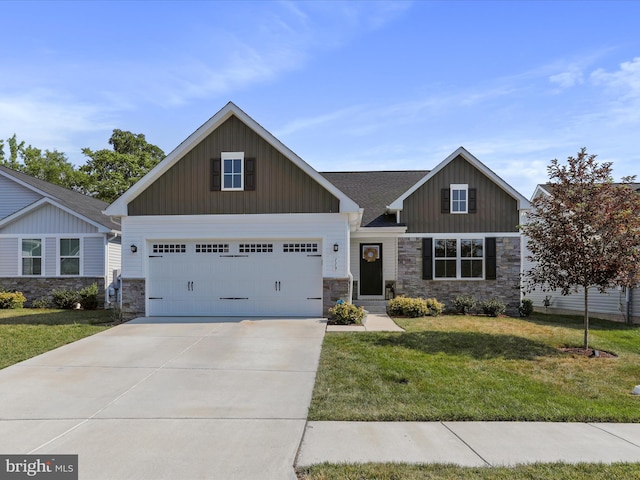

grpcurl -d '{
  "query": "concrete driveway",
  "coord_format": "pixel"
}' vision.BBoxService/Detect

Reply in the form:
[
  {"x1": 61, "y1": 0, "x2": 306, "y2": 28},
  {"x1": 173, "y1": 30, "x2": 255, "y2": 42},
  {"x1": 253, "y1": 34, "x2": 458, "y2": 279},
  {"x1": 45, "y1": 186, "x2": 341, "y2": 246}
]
[{"x1": 0, "y1": 316, "x2": 326, "y2": 479}]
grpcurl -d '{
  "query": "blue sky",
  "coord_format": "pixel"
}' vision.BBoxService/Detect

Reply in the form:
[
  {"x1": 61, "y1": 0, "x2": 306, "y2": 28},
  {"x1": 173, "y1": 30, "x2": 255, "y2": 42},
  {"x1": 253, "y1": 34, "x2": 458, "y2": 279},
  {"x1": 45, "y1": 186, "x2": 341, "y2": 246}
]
[{"x1": 1, "y1": 0, "x2": 639, "y2": 198}]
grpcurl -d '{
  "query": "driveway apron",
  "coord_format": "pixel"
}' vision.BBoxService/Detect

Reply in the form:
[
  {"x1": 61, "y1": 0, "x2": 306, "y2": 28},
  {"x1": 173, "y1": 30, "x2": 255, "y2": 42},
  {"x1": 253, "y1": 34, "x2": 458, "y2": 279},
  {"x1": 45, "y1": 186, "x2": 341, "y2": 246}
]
[{"x1": 0, "y1": 317, "x2": 326, "y2": 480}]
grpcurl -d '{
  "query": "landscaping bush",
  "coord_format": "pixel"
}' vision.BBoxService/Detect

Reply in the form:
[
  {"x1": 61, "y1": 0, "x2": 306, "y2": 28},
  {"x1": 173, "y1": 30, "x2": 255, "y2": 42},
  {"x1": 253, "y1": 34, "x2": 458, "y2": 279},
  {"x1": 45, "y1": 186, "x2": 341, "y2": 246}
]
[
  {"x1": 79, "y1": 283, "x2": 100, "y2": 310},
  {"x1": 452, "y1": 295, "x2": 477, "y2": 314},
  {"x1": 519, "y1": 298, "x2": 534, "y2": 317},
  {"x1": 387, "y1": 296, "x2": 445, "y2": 318},
  {"x1": 481, "y1": 298, "x2": 507, "y2": 317},
  {"x1": 0, "y1": 291, "x2": 27, "y2": 309},
  {"x1": 51, "y1": 288, "x2": 80, "y2": 309},
  {"x1": 31, "y1": 297, "x2": 51, "y2": 309},
  {"x1": 329, "y1": 302, "x2": 365, "y2": 325}
]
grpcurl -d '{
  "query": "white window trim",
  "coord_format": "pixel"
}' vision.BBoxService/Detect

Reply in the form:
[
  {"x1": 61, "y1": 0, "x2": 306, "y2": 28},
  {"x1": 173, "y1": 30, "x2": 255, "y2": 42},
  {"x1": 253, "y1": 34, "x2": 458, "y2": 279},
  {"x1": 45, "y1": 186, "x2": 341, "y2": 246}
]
[
  {"x1": 221, "y1": 151, "x2": 244, "y2": 191},
  {"x1": 433, "y1": 237, "x2": 485, "y2": 280},
  {"x1": 19, "y1": 237, "x2": 44, "y2": 277},
  {"x1": 59, "y1": 237, "x2": 83, "y2": 276},
  {"x1": 450, "y1": 183, "x2": 468, "y2": 214}
]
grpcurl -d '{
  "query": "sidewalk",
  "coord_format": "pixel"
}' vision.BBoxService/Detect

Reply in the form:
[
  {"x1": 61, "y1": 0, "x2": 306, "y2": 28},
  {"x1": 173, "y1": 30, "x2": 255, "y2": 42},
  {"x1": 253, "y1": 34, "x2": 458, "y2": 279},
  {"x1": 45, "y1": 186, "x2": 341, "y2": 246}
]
[
  {"x1": 326, "y1": 313, "x2": 404, "y2": 332},
  {"x1": 297, "y1": 421, "x2": 640, "y2": 467}
]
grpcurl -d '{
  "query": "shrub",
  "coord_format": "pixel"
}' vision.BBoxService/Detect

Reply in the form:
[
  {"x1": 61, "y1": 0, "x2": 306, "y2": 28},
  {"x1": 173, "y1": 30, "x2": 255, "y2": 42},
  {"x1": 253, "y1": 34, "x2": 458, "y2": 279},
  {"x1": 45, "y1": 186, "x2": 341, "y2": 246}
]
[
  {"x1": 0, "y1": 291, "x2": 27, "y2": 309},
  {"x1": 453, "y1": 295, "x2": 477, "y2": 314},
  {"x1": 329, "y1": 302, "x2": 365, "y2": 325},
  {"x1": 79, "y1": 283, "x2": 100, "y2": 310},
  {"x1": 51, "y1": 288, "x2": 80, "y2": 309},
  {"x1": 519, "y1": 298, "x2": 534, "y2": 317},
  {"x1": 388, "y1": 296, "x2": 445, "y2": 318},
  {"x1": 481, "y1": 298, "x2": 507, "y2": 317},
  {"x1": 425, "y1": 298, "x2": 445, "y2": 317},
  {"x1": 31, "y1": 297, "x2": 51, "y2": 309}
]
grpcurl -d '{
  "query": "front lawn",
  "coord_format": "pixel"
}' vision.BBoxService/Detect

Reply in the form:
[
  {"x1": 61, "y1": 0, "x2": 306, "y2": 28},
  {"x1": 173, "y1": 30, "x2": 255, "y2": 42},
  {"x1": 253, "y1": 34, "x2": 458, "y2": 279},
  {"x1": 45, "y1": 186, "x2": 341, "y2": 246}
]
[
  {"x1": 0, "y1": 308, "x2": 113, "y2": 369},
  {"x1": 297, "y1": 462, "x2": 640, "y2": 480},
  {"x1": 308, "y1": 313, "x2": 640, "y2": 422}
]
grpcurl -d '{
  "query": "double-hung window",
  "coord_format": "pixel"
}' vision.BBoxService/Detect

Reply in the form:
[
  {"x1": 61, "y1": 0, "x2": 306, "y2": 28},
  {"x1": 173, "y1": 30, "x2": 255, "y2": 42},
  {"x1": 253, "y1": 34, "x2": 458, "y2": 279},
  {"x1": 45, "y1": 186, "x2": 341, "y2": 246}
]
[
  {"x1": 22, "y1": 239, "x2": 42, "y2": 275},
  {"x1": 221, "y1": 152, "x2": 244, "y2": 191},
  {"x1": 434, "y1": 238, "x2": 484, "y2": 279},
  {"x1": 60, "y1": 238, "x2": 80, "y2": 275},
  {"x1": 451, "y1": 184, "x2": 468, "y2": 213}
]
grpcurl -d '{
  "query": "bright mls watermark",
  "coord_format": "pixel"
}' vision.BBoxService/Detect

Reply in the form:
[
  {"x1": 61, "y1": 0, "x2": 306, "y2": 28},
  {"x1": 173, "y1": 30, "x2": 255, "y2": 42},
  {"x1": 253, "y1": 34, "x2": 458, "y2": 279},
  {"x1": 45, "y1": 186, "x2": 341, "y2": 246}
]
[{"x1": 1, "y1": 455, "x2": 77, "y2": 479}]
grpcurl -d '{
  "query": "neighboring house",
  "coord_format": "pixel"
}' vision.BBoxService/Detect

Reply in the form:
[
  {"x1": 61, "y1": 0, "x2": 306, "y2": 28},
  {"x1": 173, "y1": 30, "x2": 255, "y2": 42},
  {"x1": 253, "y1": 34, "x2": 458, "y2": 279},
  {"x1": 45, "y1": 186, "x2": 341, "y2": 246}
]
[
  {"x1": 0, "y1": 166, "x2": 121, "y2": 307},
  {"x1": 522, "y1": 184, "x2": 640, "y2": 324},
  {"x1": 104, "y1": 102, "x2": 530, "y2": 319}
]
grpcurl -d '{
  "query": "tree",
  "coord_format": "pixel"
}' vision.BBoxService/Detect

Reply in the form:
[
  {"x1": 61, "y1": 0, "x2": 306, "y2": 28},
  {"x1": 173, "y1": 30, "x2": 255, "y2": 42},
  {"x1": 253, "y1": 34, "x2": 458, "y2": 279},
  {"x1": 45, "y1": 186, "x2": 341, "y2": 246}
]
[
  {"x1": 80, "y1": 129, "x2": 165, "y2": 203},
  {"x1": 0, "y1": 134, "x2": 84, "y2": 190},
  {"x1": 522, "y1": 148, "x2": 640, "y2": 350}
]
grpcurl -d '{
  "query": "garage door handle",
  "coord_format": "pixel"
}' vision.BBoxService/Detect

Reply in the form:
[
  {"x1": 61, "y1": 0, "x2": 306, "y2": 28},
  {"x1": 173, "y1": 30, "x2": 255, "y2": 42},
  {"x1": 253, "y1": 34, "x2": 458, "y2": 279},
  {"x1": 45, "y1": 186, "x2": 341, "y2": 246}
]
[
  {"x1": 307, "y1": 297, "x2": 321, "y2": 300},
  {"x1": 149, "y1": 297, "x2": 163, "y2": 300},
  {"x1": 219, "y1": 297, "x2": 249, "y2": 300},
  {"x1": 275, "y1": 281, "x2": 281, "y2": 291}
]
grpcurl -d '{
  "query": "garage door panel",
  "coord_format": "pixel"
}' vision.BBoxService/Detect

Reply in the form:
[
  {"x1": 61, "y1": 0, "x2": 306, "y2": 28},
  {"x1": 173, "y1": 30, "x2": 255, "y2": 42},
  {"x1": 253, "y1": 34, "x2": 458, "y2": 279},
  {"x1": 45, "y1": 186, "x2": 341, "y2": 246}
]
[{"x1": 147, "y1": 240, "x2": 323, "y2": 317}]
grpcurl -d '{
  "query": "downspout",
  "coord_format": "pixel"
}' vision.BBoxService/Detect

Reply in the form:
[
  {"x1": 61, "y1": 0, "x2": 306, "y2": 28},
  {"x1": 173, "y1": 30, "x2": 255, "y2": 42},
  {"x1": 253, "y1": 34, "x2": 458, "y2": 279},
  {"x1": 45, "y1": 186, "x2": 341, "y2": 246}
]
[{"x1": 105, "y1": 233, "x2": 119, "y2": 309}]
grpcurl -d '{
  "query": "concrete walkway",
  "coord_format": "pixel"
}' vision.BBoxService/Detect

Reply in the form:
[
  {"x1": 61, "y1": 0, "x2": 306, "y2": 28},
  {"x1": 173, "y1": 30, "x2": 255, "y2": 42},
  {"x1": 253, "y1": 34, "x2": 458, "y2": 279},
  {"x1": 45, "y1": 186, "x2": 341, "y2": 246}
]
[
  {"x1": 297, "y1": 421, "x2": 640, "y2": 467},
  {"x1": 0, "y1": 317, "x2": 326, "y2": 480},
  {"x1": 326, "y1": 313, "x2": 404, "y2": 332}
]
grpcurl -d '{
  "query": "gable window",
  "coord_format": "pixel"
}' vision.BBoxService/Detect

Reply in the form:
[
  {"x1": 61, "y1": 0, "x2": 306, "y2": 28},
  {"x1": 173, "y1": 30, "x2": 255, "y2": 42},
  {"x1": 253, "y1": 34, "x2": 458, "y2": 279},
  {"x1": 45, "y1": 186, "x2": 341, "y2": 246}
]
[
  {"x1": 451, "y1": 184, "x2": 468, "y2": 213},
  {"x1": 434, "y1": 238, "x2": 484, "y2": 279},
  {"x1": 222, "y1": 152, "x2": 244, "y2": 191},
  {"x1": 22, "y1": 239, "x2": 42, "y2": 275},
  {"x1": 60, "y1": 238, "x2": 80, "y2": 275}
]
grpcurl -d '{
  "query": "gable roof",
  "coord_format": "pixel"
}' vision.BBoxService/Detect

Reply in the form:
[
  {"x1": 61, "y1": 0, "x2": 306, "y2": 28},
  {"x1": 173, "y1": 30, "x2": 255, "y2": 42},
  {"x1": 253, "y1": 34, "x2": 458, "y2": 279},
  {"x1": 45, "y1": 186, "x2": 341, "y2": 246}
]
[
  {"x1": 104, "y1": 102, "x2": 360, "y2": 216},
  {"x1": 388, "y1": 146, "x2": 531, "y2": 211},
  {"x1": 532, "y1": 182, "x2": 640, "y2": 201},
  {"x1": 0, "y1": 165, "x2": 120, "y2": 232},
  {"x1": 322, "y1": 170, "x2": 428, "y2": 227}
]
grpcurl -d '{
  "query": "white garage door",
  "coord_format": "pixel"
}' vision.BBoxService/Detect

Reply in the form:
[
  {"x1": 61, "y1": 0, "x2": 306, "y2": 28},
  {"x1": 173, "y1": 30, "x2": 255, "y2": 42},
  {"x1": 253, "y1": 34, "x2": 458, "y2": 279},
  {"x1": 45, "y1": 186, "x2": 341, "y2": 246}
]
[{"x1": 147, "y1": 240, "x2": 323, "y2": 317}]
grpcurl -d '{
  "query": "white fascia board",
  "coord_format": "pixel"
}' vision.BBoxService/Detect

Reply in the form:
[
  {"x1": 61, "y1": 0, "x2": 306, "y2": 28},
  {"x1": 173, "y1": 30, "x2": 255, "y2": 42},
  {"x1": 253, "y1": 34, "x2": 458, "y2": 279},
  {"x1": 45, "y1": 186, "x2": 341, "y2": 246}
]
[
  {"x1": 399, "y1": 231, "x2": 523, "y2": 238},
  {"x1": 531, "y1": 184, "x2": 551, "y2": 201},
  {"x1": 388, "y1": 146, "x2": 531, "y2": 211},
  {"x1": 104, "y1": 102, "x2": 360, "y2": 217},
  {"x1": 0, "y1": 169, "x2": 50, "y2": 198},
  {"x1": 0, "y1": 197, "x2": 117, "y2": 234},
  {"x1": 352, "y1": 227, "x2": 407, "y2": 238}
]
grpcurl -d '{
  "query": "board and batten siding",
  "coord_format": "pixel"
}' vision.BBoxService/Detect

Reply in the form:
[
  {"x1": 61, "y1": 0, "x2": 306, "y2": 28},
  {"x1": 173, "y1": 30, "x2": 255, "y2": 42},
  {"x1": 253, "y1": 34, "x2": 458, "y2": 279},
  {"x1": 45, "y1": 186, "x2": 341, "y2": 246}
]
[
  {"x1": 45, "y1": 238, "x2": 57, "y2": 276},
  {"x1": 128, "y1": 115, "x2": 340, "y2": 216},
  {"x1": 403, "y1": 155, "x2": 519, "y2": 233},
  {"x1": 0, "y1": 175, "x2": 41, "y2": 220},
  {"x1": 0, "y1": 237, "x2": 18, "y2": 276},
  {"x1": 1, "y1": 204, "x2": 99, "y2": 234}
]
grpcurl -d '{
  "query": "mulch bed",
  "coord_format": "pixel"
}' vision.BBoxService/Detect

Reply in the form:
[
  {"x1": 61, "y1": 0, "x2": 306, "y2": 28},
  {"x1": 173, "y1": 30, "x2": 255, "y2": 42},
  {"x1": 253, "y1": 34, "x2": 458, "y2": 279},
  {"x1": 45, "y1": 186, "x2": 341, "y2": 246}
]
[{"x1": 559, "y1": 347, "x2": 618, "y2": 358}]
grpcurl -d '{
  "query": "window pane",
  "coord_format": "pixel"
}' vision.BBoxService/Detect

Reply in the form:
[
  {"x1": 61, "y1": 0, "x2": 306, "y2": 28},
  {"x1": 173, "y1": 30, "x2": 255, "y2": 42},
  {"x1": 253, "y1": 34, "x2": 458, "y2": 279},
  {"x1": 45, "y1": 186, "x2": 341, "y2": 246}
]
[
  {"x1": 22, "y1": 258, "x2": 41, "y2": 275},
  {"x1": 233, "y1": 159, "x2": 242, "y2": 173},
  {"x1": 473, "y1": 239, "x2": 483, "y2": 258},
  {"x1": 445, "y1": 239, "x2": 457, "y2": 257},
  {"x1": 435, "y1": 239, "x2": 445, "y2": 257},
  {"x1": 60, "y1": 238, "x2": 80, "y2": 257},
  {"x1": 223, "y1": 175, "x2": 232, "y2": 188},
  {"x1": 458, "y1": 190, "x2": 466, "y2": 201},
  {"x1": 22, "y1": 239, "x2": 41, "y2": 256},
  {"x1": 435, "y1": 259, "x2": 456, "y2": 278},
  {"x1": 233, "y1": 174, "x2": 241, "y2": 188},
  {"x1": 61, "y1": 258, "x2": 80, "y2": 275},
  {"x1": 224, "y1": 159, "x2": 233, "y2": 174},
  {"x1": 461, "y1": 259, "x2": 483, "y2": 278},
  {"x1": 461, "y1": 239, "x2": 471, "y2": 257}
]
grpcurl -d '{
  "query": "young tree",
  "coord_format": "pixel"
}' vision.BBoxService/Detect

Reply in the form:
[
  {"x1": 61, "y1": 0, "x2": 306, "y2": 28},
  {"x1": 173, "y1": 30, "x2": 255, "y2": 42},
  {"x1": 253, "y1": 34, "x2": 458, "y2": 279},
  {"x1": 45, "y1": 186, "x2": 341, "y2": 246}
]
[
  {"x1": 80, "y1": 129, "x2": 165, "y2": 203},
  {"x1": 522, "y1": 148, "x2": 640, "y2": 349}
]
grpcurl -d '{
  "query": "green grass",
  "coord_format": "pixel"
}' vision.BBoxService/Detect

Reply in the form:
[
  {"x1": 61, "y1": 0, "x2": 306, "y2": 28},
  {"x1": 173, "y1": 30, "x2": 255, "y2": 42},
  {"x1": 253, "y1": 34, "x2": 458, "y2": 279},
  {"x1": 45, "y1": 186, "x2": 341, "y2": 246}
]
[
  {"x1": 296, "y1": 462, "x2": 640, "y2": 480},
  {"x1": 0, "y1": 308, "x2": 113, "y2": 369},
  {"x1": 308, "y1": 313, "x2": 640, "y2": 422}
]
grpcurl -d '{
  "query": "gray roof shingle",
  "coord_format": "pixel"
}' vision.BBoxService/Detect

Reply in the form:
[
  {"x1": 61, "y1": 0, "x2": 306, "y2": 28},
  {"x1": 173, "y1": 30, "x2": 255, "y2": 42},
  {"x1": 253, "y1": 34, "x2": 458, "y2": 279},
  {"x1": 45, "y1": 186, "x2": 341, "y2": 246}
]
[{"x1": 321, "y1": 170, "x2": 428, "y2": 227}]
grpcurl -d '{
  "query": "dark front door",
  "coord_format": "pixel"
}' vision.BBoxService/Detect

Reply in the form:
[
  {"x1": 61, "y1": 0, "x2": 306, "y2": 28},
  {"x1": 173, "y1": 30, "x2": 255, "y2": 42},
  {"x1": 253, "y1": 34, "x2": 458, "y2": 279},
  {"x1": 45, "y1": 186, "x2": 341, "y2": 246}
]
[{"x1": 360, "y1": 243, "x2": 383, "y2": 296}]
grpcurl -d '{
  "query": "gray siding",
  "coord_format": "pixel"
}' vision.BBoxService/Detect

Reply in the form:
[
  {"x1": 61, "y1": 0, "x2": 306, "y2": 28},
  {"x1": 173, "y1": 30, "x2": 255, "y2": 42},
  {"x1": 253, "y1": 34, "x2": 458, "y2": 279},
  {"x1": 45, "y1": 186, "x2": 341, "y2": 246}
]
[
  {"x1": 107, "y1": 237, "x2": 121, "y2": 286},
  {"x1": 1, "y1": 204, "x2": 99, "y2": 234},
  {"x1": 83, "y1": 237, "x2": 104, "y2": 276},
  {"x1": 128, "y1": 115, "x2": 340, "y2": 216},
  {"x1": 404, "y1": 155, "x2": 519, "y2": 233},
  {"x1": 0, "y1": 237, "x2": 18, "y2": 276},
  {"x1": 0, "y1": 175, "x2": 41, "y2": 219},
  {"x1": 45, "y1": 237, "x2": 56, "y2": 276}
]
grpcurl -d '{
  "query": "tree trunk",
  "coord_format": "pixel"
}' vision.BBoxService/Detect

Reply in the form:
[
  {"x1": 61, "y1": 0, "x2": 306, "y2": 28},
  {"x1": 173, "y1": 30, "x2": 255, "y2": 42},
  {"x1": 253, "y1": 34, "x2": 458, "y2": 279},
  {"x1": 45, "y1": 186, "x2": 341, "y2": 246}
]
[{"x1": 583, "y1": 287, "x2": 589, "y2": 350}]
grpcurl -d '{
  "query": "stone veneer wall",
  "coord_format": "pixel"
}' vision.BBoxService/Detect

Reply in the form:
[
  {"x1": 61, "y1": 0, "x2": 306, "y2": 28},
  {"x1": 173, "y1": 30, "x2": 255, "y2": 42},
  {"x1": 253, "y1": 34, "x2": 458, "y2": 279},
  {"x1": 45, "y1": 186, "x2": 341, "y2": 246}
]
[
  {"x1": 121, "y1": 278, "x2": 146, "y2": 320},
  {"x1": 0, "y1": 277, "x2": 105, "y2": 307},
  {"x1": 323, "y1": 278, "x2": 350, "y2": 317},
  {"x1": 397, "y1": 237, "x2": 521, "y2": 314}
]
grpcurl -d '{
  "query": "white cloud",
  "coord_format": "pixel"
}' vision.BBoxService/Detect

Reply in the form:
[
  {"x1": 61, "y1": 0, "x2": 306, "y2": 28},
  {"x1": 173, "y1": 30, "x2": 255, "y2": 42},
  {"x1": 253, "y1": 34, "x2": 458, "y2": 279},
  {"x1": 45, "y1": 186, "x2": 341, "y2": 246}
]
[
  {"x1": 549, "y1": 69, "x2": 584, "y2": 88},
  {"x1": 591, "y1": 57, "x2": 640, "y2": 98}
]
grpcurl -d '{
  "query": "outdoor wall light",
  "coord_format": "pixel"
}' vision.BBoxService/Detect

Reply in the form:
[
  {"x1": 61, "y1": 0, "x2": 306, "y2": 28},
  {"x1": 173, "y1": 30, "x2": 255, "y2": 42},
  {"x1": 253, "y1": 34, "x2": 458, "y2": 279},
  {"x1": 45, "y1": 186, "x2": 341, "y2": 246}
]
[
  {"x1": 333, "y1": 243, "x2": 339, "y2": 252},
  {"x1": 130, "y1": 244, "x2": 138, "y2": 253}
]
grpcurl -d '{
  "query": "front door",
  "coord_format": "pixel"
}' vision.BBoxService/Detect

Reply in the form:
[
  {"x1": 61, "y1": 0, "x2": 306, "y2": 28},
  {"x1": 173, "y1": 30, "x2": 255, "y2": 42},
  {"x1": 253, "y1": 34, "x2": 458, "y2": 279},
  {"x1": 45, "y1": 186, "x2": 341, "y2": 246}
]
[{"x1": 360, "y1": 243, "x2": 383, "y2": 296}]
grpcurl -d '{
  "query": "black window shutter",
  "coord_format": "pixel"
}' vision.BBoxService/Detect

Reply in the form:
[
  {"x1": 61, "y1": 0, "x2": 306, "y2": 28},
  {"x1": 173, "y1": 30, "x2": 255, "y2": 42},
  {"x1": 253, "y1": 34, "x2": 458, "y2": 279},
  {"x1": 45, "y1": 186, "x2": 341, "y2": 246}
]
[
  {"x1": 422, "y1": 238, "x2": 433, "y2": 280},
  {"x1": 441, "y1": 189, "x2": 450, "y2": 213},
  {"x1": 244, "y1": 158, "x2": 256, "y2": 191},
  {"x1": 469, "y1": 188, "x2": 477, "y2": 213},
  {"x1": 486, "y1": 237, "x2": 497, "y2": 280},
  {"x1": 211, "y1": 158, "x2": 221, "y2": 191}
]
